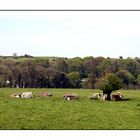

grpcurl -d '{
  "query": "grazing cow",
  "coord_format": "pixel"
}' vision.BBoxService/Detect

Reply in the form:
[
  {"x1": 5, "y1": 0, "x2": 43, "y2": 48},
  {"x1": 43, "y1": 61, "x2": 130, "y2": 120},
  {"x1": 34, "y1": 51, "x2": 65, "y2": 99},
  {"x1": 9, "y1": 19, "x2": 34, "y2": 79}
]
[
  {"x1": 11, "y1": 93, "x2": 22, "y2": 98},
  {"x1": 21, "y1": 92, "x2": 33, "y2": 98},
  {"x1": 63, "y1": 93, "x2": 79, "y2": 100},
  {"x1": 89, "y1": 93, "x2": 103, "y2": 100},
  {"x1": 40, "y1": 92, "x2": 53, "y2": 97}
]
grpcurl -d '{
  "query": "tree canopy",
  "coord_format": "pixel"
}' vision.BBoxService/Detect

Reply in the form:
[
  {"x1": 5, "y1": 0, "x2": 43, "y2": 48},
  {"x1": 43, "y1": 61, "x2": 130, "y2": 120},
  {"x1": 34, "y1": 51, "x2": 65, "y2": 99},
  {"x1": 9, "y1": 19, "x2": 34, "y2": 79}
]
[
  {"x1": 0, "y1": 56, "x2": 140, "y2": 89},
  {"x1": 96, "y1": 73, "x2": 123, "y2": 100}
]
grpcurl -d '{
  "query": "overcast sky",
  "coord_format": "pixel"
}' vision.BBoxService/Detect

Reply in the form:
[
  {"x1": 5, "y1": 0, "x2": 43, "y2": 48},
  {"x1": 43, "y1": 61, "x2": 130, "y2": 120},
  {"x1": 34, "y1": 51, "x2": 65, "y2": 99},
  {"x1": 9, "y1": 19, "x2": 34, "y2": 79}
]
[{"x1": 0, "y1": 11, "x2": 140, "y2": 58}]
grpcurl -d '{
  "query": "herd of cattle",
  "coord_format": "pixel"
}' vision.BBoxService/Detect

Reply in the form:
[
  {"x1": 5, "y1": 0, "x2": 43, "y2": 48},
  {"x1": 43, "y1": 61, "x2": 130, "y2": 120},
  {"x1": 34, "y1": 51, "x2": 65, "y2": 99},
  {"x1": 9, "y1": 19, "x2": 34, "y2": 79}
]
[{"x1": 10, "y1": 91, "x2": 124, "y2": 101}]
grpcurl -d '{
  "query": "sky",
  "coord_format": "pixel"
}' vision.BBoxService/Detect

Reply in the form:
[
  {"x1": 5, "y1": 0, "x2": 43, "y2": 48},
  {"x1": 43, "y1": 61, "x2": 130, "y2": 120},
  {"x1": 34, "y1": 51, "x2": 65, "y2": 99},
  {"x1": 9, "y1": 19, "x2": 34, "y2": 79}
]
[{"x1": 0, "y1": 11, "x2": 140, "y2": 58}]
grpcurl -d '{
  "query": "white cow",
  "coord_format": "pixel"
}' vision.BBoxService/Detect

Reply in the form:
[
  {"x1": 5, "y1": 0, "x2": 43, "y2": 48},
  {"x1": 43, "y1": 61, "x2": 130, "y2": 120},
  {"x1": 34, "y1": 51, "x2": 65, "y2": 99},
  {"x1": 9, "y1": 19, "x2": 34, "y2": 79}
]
[
  {"x1": 11, "y1": 93, "x2": 22, "y2": 98},
  {"x1": 21, "y1": 92, "x2": 33, "y2": 98},
  {"x1": 89, "y1": 93, "x2": 103, "y2": 100},
  {"x1": 101, "y1": 94, "x2": 108, "y2": 100}
]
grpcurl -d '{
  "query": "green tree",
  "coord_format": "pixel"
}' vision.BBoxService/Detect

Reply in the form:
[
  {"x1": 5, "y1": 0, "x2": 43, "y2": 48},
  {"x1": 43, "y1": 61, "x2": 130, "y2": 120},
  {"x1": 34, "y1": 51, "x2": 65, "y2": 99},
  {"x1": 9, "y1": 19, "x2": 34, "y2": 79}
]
[
  {"x1": 0, "y1": 64, "x2": 9, "y2": 87},
  {"x1": 137, "y1": 74, "x2": 140, "y2": 84},
  {"x1": 1, "y1": 58, "x2": 17, "y2": 87},
  {"x1": 32, "y1": 58, "x2": 49, "y2": 68},
  {"x1": 82, "y1": 73, "x2": 97, "y2": 89},
  {"x1": 116, "y1": 70, "x2": 135, "y2": 89},
  {"x1": 96, "y1": 73, "x2": 123, "y2": 100},
  {"x1": 67, "y1": 57, "x2": 83, "y2": 75},
  {"x1": 52, "y1": 58, "x2": 68, "y2": 73},
  {"x1": 101, "y1": 59, "x2": 112, "y2": 74},
  {"x1": 82, "y1": 60, "x2": 96, "y2": 77},
  {"x1": 67, "y1": 71, "x2": 81, "y2": 88}
]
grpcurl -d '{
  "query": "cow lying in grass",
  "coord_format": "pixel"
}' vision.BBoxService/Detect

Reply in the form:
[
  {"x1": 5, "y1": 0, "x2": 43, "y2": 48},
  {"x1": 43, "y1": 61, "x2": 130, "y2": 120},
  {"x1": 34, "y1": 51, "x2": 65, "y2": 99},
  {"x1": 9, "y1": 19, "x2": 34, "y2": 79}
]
[
  {"x1": 63, "y1": 93, "x2": 79, "y2": 100},
  {"x1": 111, "y1": 92, "x2": 124, "y2": 101},
  {"x1": 101, "y1": 94, "x2": 108, "y2": 100},
  {"x1": 89, "y1": 93, "x2": 103, "y2": 100},
  {"x1": 21, "y1": 92, "x2": 34, "y2": 98},
  {"x1": 11, "y1": 92, "x2": 34, "y2": 98},
  {"x1": 11, "y1": 93, "x2": 22, "y2": 98},
  {"x1": 89, "y1": 92, "x2": 124, "y2": 101},
  {"x1": 89, "y1": 93, "x2": 109, "y2": 101},
  {"x1": 40, "y1": 92, "x2": 53, "y2": 97}
]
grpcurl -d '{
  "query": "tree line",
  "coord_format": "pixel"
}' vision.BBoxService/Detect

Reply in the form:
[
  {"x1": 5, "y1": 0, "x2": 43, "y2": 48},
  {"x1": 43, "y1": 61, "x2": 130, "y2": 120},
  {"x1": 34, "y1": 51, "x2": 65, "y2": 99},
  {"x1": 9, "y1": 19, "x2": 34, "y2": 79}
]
[{"x1": 0, "y1": 56, "x2": 140, "y2": 89}]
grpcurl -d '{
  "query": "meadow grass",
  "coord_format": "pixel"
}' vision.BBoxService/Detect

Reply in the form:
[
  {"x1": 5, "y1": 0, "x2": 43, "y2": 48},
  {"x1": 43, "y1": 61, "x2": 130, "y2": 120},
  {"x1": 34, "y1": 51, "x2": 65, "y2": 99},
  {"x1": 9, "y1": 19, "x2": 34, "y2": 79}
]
[{"x1": 0, "y1": 88, "x2": 140, "y2": 130}]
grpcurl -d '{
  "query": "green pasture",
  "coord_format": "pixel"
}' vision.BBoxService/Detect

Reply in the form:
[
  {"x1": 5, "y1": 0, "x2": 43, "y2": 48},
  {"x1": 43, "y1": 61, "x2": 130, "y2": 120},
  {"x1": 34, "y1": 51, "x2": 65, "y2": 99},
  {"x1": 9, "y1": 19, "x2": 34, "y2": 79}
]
[{"x1": 0, "y1": 88, "x2": 140, "y2": 130}]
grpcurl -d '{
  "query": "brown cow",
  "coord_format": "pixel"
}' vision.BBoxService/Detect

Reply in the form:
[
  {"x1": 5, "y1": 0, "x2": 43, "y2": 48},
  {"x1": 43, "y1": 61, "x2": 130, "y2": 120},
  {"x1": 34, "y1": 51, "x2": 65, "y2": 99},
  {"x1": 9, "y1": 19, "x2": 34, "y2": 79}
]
[
  {"x1": 63, "y1": 93, "x2": 79, "y2": 100},
  {"x1": 40, "y1": 92, "x2": 53, "y2": 97},
  {"x1": 111, "y1": 92, "x2": 124, "y2": 101}
]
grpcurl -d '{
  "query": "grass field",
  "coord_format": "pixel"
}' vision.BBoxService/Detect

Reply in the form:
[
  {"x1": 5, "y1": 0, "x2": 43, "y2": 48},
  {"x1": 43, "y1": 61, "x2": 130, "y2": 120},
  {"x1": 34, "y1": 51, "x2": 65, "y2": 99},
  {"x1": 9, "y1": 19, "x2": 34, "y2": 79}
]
[{"x1": 0, "y1": 88, "x2": 140, "y2": 130}]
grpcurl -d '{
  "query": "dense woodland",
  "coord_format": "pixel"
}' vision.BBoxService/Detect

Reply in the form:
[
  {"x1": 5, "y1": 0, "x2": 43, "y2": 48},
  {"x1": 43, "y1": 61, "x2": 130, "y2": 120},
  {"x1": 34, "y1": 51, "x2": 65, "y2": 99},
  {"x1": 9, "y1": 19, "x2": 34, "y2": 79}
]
[{"x1": 0, "y1": 55, "x2": 140, "y2": 89}]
